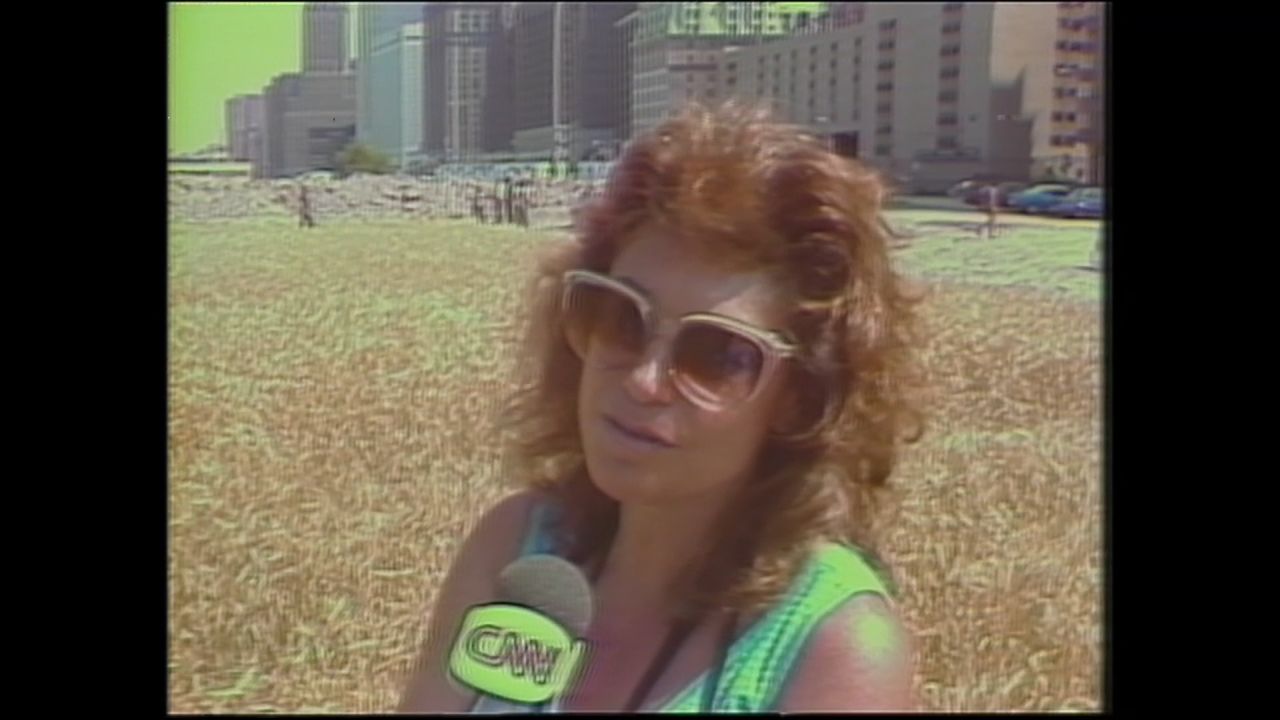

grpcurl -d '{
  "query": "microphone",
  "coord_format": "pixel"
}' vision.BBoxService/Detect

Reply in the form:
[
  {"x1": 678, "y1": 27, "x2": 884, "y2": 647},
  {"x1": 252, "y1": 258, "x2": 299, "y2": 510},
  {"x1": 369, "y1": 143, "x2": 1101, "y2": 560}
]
[{"x1": 452, "y1": 554, "x2": 595, "y2": 713}]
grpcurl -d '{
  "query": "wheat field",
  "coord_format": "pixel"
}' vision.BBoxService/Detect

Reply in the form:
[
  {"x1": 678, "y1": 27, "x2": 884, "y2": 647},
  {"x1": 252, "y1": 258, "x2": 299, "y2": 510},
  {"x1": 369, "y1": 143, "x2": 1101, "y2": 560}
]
[{"x1": 168, "y1": 210, "x2": 1103, "y2": 713}]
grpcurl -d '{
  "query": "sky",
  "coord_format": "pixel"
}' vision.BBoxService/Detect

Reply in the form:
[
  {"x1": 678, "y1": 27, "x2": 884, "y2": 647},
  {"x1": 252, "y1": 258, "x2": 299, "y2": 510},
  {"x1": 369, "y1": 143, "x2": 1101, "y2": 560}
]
[{"x1": 169, "y1": 3, "x2": 354, "y2": 156}]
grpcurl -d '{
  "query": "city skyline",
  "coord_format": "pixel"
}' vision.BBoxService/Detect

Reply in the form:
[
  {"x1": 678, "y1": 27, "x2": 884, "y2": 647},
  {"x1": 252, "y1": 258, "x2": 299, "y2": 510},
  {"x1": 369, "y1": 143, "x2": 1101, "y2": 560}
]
[
  {"x1": 178, "y1": 2, "x2": 1103, "y2": 188},
  {"x1": 169, "y1": 3, "x2": 362, "y2": 156},
  {"x1": 168, "y1": 2, "x2": 838, "y2": 157},
  {"x1": 167, "y1": 2, "x2": 821, "y2": 157}
]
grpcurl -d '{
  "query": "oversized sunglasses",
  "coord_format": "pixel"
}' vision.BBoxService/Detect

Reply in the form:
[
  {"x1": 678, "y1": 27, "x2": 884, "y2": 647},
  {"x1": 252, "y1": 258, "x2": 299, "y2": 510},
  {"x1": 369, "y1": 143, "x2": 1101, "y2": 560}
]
[{"x1": 560, "y1": 269, "x2": 799, "y2": 410}]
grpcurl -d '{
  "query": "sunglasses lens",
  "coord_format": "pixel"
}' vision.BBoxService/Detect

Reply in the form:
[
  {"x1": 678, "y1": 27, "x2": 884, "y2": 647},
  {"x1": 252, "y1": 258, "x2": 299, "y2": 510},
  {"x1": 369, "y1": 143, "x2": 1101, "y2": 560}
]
[
  {"x1": 564, "y1": 281, "x2": 646, "y2": 364},
  {"x1": 673, "y1": 323, "x2": 765, "y2": 406}
]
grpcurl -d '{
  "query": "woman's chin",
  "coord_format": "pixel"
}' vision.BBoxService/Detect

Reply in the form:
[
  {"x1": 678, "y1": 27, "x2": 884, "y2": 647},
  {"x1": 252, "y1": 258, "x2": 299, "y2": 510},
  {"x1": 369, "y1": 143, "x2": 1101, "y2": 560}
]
[{"x1": 583, "y1": 453, "x2": 670, "y2": 504}]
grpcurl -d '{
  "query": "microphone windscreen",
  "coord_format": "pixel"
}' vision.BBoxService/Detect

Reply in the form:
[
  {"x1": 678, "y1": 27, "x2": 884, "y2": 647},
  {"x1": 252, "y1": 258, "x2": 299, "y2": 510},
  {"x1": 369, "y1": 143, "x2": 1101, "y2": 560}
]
[{"x1": 495, "y1": 554, "x2": 595, "y2": 638}]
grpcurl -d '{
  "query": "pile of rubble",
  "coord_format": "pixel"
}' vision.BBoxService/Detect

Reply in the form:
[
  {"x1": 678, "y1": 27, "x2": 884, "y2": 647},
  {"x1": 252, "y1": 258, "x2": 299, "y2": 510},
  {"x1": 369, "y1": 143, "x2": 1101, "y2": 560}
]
[{"x1": 167, "y1": 173, "x2": 607, "y2": 226}]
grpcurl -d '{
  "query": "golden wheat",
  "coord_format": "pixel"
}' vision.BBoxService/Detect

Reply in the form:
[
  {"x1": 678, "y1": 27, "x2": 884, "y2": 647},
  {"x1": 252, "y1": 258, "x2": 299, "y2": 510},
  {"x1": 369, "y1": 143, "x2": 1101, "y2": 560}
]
[{"x1": 168, "y1": 216, "x2": 1102, "y2": 713}]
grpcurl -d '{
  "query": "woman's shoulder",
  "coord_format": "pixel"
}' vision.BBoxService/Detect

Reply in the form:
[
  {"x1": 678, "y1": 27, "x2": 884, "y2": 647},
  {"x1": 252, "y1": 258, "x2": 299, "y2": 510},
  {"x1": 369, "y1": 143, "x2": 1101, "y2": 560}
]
[
  {"x1": 482, "y1": 487, "x2": 548, "y2": 523},
  {"x1": 730, "y1": 542, "x2": 895, "y2": 641},
  {"x1": 773, "y1": 542, "x2": 914, "y2": 710},
  {"x1": 773, "y1": 589, "x2": 916, "y2": 711},
  {"x1": 459, "y1": 489, "x2": 551, "y2": 575},
  {"x1": 693, "y1": 542, "x2": 910, "y2": 712},
  {"x1": 784, "y1": 541, "x2": 896, "y2": 613}
]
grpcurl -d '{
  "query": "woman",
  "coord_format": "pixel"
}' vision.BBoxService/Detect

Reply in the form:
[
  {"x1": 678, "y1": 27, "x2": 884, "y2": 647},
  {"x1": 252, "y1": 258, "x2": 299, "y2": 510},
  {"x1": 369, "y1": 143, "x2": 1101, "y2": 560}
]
[{"x1": 399, "y1": 102, "x2": 926, "y2": 713}]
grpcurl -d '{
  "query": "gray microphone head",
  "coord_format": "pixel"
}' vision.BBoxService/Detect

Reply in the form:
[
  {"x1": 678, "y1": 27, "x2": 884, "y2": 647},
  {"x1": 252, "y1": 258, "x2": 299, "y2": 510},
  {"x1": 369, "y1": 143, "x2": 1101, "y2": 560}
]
[{"x1": 496, "y1": 554, "x2": 595, "y2": 637}]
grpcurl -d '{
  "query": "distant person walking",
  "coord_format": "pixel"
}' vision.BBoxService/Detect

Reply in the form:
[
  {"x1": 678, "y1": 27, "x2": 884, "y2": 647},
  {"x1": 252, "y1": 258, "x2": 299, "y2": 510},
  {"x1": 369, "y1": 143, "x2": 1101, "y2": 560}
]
[
  {"x1": 298, "y1": 184, "x2": 315, "y2": 228},
  {"x1": 491, "y1": 181, "x2": 503, "y2": 224},
  {"x1": 503, "y1": 176, "x2": 514, "y2": 225},
  {"x1": 515, "y1": 179, "x2": 531, "y2": 228},
  {"x1": 471, "y1": 184, "x2": 484, "y2": 223},
  {"x1": 981, "y1": 184, "x2": 999, "y2": 239}
]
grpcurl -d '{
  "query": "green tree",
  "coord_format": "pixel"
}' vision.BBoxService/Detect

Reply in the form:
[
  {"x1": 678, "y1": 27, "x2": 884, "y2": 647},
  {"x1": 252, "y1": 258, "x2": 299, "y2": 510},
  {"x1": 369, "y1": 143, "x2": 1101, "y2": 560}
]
[{"x1": 335, "y1": 142, "x2": 393, "y2": 177}]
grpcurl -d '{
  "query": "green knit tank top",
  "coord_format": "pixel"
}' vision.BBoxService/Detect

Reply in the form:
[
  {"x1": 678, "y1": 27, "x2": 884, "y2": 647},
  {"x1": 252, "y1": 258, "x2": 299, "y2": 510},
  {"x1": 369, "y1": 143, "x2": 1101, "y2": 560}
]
[{"x1": 519, "y1": 500, "x2": 892, "y2": 713}]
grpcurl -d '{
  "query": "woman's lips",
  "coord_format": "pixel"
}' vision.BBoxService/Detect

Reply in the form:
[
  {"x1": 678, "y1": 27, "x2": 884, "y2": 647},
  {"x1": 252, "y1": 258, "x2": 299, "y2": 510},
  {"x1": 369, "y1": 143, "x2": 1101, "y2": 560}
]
[{"x1": 604, "y1": 415, "x2": 677, "y2": 450}]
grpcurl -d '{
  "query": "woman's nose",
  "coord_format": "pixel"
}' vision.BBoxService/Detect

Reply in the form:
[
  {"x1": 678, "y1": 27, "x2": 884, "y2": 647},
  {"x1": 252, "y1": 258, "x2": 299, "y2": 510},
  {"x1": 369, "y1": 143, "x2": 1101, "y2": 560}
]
[{"x1": 621, "y1": 337, "x2": 678, "y2": 406}]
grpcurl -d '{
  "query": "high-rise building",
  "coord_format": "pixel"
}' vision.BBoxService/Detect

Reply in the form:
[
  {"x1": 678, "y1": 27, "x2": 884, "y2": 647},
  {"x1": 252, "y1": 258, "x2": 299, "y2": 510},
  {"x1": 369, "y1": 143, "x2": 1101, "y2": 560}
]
[
  {"x1": 368, "y1": 22, "x2": 425, "y2": 169},
  {"x1": 225, "y1": 94, "x2": 264, "y2": 166},
  {"x1": 829, "y1": 2, "x2": 867, "y2": 29},
  {"x1": 714, "y1": 2, "x2": 1104, "y2": 191},
  {"x1": 261, "y1": 73, "x2": 357, "y2": 178},
  {"x1": 259, "y1": 3, "x2": 357, "y2": 178},
  {"x1": 616, "y1": 9, "x2": 638, "y2": 147},
  {"x1": 1056, "y1": 1, "x2": 1104, "y2": 185},
  {"x1": 303, "y1": 3, "x2": 349, "y2": 74},
  {"x1": 422, "y1": 3, "x2": 498, "y2": 162},
  {"x1": 399, "y1": 23, "x2": 426, "y2": 169},
  {"x1": 357, "y1": 15, "x2": 425, "y2": 168},
  {"x1": 972, "y1": 0, "x2": 1104, "y2": 184},
  {"x1": 356, "y1": 4, "x2": 424, "y2": 151},
  {"x1": 510, "y1": 4, "x2": 555, "y2": 154},
  {"x1": 507, "y1": 3, "x2": 635, "y2": 160},
  {"x1": 483, "y1": 4, "x2": 520, "y2": 154},
  {"x1": 627, "y1": 2, "x2": 826, "y2": 139},
  {"x1": 578, "y1": 3, "x2": 636, "y2": 157},
  {"x1": 716, "y1": 28, "x2": 864, "y2": 158}
]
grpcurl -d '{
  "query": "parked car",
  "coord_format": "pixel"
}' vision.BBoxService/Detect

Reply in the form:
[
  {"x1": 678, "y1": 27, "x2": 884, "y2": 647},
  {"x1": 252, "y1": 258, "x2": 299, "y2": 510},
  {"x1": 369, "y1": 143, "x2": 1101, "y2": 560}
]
[
  {"x1": 1047, "y1": 187, "x2": 1103, "y2": 218},
  {"x1": 1008, "y1": 184, "x2": 1077, "y2": 214},
  {"x1": 946, "y1": 176, "x2": 1005, "y2": 199},
  {"x1": 962, "y1": 181, "x2": 1029, "y2": 208},
  {"x1": 947, "y1": 179, "x2": 983, "y2": 198}
]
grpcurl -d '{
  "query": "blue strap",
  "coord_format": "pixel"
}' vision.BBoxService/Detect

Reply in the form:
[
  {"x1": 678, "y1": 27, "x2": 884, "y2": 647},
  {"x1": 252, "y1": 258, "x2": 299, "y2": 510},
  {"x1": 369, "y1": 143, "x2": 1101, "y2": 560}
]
[{"x1": 519, "y1": 500, "x2": 557, "y2": 557}]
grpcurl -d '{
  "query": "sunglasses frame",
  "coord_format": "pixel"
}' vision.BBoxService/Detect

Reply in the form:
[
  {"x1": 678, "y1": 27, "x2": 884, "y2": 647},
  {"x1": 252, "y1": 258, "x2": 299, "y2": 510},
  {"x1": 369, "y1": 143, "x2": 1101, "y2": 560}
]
[{"x1": 561, "y1": 269, "x2": 800, "y2": 410}]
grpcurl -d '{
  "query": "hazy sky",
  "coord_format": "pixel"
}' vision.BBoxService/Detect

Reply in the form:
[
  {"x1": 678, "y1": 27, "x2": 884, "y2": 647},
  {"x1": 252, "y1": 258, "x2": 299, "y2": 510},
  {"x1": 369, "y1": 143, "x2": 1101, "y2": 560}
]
[{"x1": 169, "y1": 3, "x2": 356, "y2": 155}]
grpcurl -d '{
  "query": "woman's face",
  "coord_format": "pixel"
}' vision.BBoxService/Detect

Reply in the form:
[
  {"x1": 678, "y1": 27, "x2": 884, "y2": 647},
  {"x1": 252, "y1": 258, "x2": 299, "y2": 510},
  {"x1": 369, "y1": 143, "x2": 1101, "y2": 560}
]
[{"x1": 577, "y1": 224, "x2": 794, "y2": 507}]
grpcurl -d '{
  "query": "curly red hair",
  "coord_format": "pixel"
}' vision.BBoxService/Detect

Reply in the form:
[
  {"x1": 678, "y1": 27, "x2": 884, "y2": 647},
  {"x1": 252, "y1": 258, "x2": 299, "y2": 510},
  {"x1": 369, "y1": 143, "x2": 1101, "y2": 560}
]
[{"x1": 497, "y1": 101, "x2": 926, "y2": 619}]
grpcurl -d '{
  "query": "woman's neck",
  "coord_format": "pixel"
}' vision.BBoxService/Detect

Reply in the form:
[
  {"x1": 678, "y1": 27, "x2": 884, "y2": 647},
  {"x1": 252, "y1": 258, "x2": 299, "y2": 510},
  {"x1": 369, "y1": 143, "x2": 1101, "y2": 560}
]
[{"x1": 590, "y1": 493, "x2": 735, "y2": 626}]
